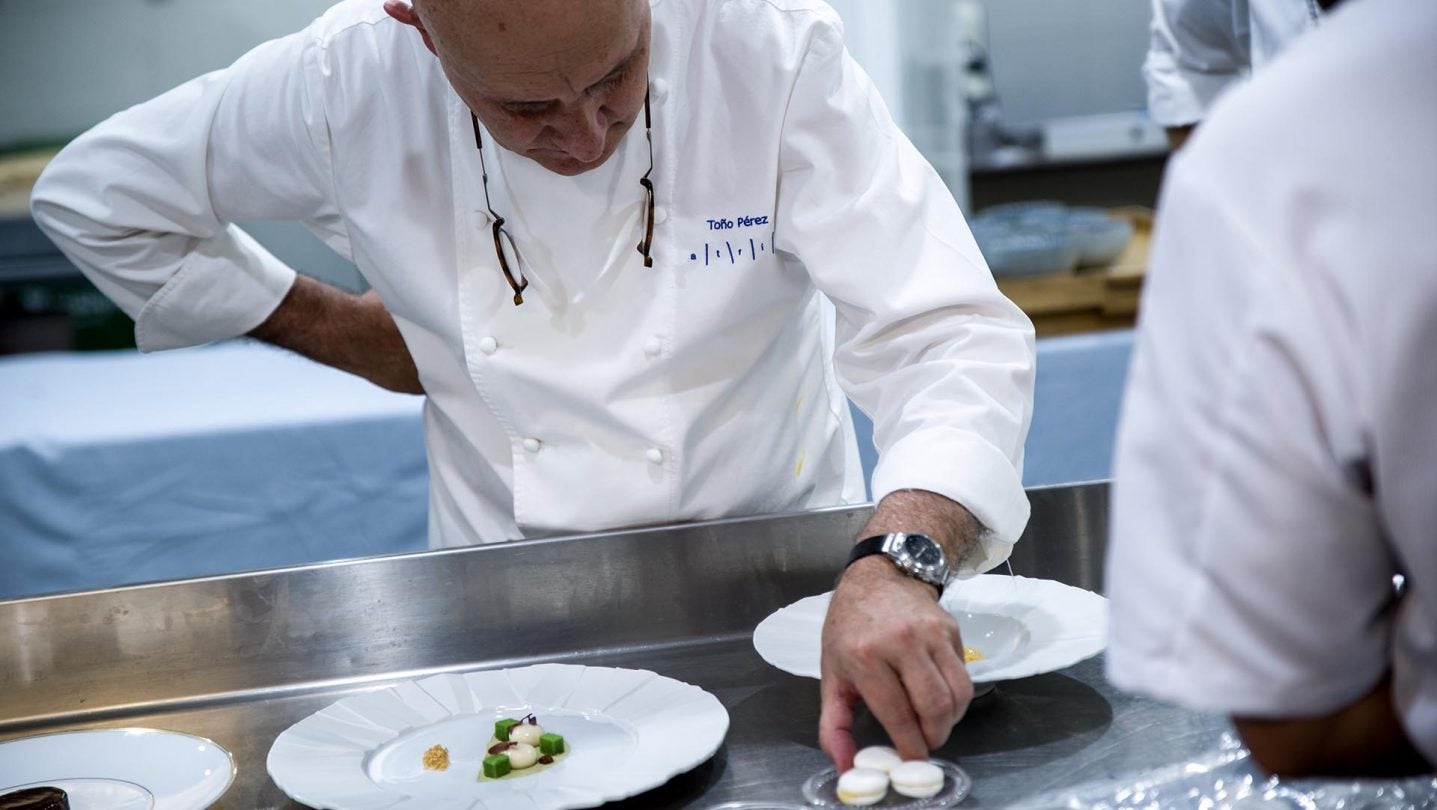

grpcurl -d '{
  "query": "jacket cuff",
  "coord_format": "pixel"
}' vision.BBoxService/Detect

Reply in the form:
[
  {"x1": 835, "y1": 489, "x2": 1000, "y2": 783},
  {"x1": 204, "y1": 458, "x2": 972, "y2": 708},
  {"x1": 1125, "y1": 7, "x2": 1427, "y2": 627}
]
[
  {"x1": 871, "y1": 428, "x2": 1030, "y2": 577},
  {"x1": 135, "y1": 225, "x2": 297, "y2": 352}
]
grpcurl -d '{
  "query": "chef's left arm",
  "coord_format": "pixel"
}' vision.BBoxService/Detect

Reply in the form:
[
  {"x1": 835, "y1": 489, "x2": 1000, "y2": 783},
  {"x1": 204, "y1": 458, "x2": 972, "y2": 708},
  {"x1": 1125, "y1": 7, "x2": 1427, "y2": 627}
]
[
  {"x1": 1232, "y1": 677, "x2": 1427, "y2": 777},
  {"x1": 771, "y1": 14, "x2": 1035, "y2": 769}
]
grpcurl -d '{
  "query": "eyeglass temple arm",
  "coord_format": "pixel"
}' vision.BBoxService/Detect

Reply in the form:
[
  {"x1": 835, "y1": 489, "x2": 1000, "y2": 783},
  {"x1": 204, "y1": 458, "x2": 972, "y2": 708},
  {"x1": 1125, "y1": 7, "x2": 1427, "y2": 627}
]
[{"x1": 638, "y1": 89, "x2": 656, "y2": 268}]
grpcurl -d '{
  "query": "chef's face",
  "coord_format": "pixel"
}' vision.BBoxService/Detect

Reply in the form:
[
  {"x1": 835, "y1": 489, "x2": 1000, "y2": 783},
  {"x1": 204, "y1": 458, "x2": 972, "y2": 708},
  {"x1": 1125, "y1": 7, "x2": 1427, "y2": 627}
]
[{"x1": 402, "y1": 0, "x2": 650, "y2": 176}]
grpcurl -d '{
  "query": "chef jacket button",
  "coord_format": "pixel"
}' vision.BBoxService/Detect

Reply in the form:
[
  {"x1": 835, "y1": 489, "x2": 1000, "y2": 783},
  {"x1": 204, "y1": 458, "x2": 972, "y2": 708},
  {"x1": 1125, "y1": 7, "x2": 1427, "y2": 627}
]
[
  {"x1": 653, "y1": 206, "x2": 669, "y2": 225},
  {"x1": 646, "y1": 447, "x2": 664, "y2": 464},
  {"x1": 522, "y1": 438, "x2": 541, "y2": 453},
  {"x1": 478, "y1": 336, "x2": 498, "y2": 356},
  {"x1": 644, "y1": 337, "x2": 663, "y2": 357},
  {"x1": 650, "y1": 78, "x2": 670, "y2": 104}
]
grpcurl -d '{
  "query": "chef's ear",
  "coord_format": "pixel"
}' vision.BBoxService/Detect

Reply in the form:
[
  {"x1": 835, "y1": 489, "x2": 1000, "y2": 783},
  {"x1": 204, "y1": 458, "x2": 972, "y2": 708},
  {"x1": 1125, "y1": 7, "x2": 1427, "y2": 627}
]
[{"x1": 383, "y1": 1, "x2": 439, "y2": 56}]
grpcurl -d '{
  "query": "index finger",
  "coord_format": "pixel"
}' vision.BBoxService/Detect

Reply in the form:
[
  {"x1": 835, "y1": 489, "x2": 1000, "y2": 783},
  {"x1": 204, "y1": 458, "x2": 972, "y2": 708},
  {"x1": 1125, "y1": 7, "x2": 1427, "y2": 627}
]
[
  {"x1": 858, "y1": 662, "x2": 929, "y2": 761},
  {"x1": 819, "y1": 675, "x2": 859, "y2": 771}
]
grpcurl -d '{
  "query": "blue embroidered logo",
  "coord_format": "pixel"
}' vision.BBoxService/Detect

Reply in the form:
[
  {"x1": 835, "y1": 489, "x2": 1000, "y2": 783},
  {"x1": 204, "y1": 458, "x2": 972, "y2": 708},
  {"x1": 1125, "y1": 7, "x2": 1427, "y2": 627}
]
[
  {"x1": 706, "y1": 214, "x2": 769, "y2": 230},
  {"x1": 689, "y1": 213, "x2": 774, "y2": 266}
]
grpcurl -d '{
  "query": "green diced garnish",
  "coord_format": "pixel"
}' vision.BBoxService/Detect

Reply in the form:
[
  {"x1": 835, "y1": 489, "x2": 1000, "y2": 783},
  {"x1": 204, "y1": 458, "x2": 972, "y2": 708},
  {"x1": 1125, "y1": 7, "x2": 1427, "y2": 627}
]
[
  {"x1": 539, "y1": 733, "x2": 565, "y2": 755},
  {"x1": 482, "y1": 753, "x2": 511, "y2": 779},
  {"x1": 494, "y1": 718, "x2": 520, "y2": 741}
]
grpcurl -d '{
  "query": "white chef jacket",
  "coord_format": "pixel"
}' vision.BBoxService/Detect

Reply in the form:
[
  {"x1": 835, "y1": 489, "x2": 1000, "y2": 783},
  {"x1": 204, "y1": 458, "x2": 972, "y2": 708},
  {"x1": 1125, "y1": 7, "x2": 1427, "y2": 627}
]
[
  {"x1": 1108, "y1": 0, "x2": 1437, "y2": 761},
  {"x1": 30, "y1": 0, "x2": 1035, "y2": 569},
  {"x1": 1144, "y1": 0, "x2": 1320, "y2": 127}
]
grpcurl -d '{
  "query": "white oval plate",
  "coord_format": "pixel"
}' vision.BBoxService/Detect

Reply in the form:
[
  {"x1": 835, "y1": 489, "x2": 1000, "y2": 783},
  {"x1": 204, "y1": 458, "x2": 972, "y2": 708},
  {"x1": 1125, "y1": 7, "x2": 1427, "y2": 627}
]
[
  {"x1": 753, "y1": 574, "x2": 1108, "y2": 683},
  {"x1": 268, "y1": 663, "x2": 730, "y2": 810},
  {"x1": 0, "y1": 728, "x2": 236, "y2": 809}
]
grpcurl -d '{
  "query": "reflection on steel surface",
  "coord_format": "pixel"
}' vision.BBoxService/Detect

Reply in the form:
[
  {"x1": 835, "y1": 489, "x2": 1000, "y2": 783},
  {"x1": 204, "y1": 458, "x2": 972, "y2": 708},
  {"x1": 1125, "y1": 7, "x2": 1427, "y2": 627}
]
[{"x1": 0, "y1": 482, "x2": 1231, "y2": 810}]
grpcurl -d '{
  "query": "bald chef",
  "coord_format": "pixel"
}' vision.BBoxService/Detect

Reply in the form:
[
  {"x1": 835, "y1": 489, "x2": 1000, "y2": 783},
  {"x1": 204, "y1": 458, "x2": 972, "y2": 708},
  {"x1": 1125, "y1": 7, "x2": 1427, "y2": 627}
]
[{"x1": 30, "y1": 0, "x2": 1035, "y2": 767}]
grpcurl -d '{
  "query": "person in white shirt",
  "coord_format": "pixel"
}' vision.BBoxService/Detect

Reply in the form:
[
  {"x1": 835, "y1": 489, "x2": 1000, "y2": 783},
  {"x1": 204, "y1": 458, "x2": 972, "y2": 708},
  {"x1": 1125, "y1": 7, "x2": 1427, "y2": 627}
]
[
  {"x1": 1108, "y1": 0, "x2": 1436, "y2": 775},
  {"x1": 1144, "y1": 0, "x2": 1333, "y2": 148},
  {"x1": 30, "y1": 0, "x2": 1035, "y2": 768}
]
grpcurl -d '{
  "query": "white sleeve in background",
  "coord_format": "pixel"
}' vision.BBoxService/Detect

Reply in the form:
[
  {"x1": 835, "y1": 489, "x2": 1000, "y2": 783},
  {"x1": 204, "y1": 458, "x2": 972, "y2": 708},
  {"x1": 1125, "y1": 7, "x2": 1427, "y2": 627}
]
[
  {"x1": 30, "y1": 28, "x2": 340, "y2": 352},
  {"x1": 775, "y1": 18, "x2": 1035, "y2": 572},
  {"x1": 1144, "y1": 0, "x2": 1251, "y2": 127},
  {"x1": 1104, "y1": 155, "x2": 1394, "y2": 717}
]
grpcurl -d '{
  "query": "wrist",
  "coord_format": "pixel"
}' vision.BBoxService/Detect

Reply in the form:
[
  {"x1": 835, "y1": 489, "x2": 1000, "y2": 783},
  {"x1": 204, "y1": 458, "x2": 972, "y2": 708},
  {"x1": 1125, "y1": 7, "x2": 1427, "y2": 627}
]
[
  {"x1": 249, "y1": 279, "x2": 420, "y2": 394},
  {"x1": 862, "y1": 490, "x2": 984, "y2": 572},
  {"x1": 841, "y1": 552, "x2": 943, "y2": 600}
]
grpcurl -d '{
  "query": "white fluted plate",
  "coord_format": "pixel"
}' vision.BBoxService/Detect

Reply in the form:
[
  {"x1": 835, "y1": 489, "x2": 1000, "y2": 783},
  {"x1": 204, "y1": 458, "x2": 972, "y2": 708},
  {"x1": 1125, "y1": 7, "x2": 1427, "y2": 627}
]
[
  {"x1": 0, "y1": 728, "x2": 235, "y2": 809},
  {"x1": 267, "y1": 663, "x2": 730, "y2": 810},
  {"x1": 752, "y1": 574, "x2": 1108, "y2": 683}
]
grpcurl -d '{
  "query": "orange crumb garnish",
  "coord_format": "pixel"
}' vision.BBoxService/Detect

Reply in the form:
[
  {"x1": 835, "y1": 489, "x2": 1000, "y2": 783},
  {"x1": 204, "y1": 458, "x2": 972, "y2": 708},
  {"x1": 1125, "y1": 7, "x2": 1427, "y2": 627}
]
[{"x1": 422, "y1": 744, "x2": 450, "y2": 771}]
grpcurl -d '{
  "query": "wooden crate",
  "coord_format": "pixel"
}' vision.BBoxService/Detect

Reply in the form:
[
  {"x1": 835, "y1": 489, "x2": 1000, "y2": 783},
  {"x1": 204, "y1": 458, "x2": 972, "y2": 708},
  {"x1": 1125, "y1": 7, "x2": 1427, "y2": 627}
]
[{"x1": 996, "y1": 207, "x2": 1152, "y2": 337}]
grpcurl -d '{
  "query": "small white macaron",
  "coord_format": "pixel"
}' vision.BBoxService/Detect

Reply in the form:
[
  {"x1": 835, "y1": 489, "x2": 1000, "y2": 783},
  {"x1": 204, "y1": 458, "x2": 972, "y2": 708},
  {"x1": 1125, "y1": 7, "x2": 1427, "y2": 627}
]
[
  {"x1": 853, "y1": 745, "x2": 903, "y2": 773},
  {"x1": 890, "y1": 760, "x2": 945, "y2": 799},
  {"x1": 835, "y1": 767, "x2": 889, "y2": 806}
]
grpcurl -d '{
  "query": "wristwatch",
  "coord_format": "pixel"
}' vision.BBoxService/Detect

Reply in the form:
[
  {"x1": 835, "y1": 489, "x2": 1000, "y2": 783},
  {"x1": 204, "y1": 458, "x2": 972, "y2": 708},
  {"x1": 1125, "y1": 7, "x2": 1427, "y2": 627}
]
[{"x1": 845, "y1": 532, "x2": 950, "y2": 595}]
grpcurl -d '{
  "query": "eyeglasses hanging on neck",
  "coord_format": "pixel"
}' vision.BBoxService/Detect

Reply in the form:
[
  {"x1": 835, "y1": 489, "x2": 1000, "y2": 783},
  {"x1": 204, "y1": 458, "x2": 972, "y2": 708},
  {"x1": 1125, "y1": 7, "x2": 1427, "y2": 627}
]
[{"x1": 470, "y1": 90, "x2": 656, "y2": 307}]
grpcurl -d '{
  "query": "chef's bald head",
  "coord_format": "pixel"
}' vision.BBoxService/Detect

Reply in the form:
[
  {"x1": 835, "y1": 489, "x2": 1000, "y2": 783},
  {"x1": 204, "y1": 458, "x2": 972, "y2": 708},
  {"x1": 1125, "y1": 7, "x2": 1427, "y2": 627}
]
[
  {"x1": 384, "y1": 0, "x2": 652, "y2": 175},
  {"x1": 394, "y1": 0, "x2": 646, "y2": 94},
  {"x1": 415, "y1": 0, "x2": 644, "y2": 49}
]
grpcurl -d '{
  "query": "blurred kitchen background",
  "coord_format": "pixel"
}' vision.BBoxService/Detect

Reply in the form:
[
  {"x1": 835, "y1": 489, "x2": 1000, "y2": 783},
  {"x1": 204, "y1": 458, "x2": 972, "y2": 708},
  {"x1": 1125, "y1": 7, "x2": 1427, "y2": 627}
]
[
  {"x1": 1, "y1": 0, "x2": 1162, "y2": 352},
  {"x1": 1, "y1": 0, "x2": 1156, "y2": 597}
]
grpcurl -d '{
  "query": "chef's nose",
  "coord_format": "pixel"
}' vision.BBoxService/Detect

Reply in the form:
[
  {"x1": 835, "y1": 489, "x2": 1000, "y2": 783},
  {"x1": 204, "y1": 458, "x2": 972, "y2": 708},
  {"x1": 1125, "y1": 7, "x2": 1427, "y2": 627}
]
[{"x1": 555, "y1": 103, "x2": 608, "y2": 163}]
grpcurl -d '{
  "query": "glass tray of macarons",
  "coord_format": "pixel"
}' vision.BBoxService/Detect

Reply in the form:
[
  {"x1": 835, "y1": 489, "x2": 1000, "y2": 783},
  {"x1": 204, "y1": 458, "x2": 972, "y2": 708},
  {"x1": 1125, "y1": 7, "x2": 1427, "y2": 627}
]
[{"x1": 804, "y1": 745, "x2": 971, "y2": 808}]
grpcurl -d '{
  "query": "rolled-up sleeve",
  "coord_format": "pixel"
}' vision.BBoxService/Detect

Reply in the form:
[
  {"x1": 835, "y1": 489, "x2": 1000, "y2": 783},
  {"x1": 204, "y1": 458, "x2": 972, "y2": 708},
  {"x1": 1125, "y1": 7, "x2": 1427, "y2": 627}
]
[
  {"x1": 30, "y1": 28, "x2": 338, "y2": 351},
  {"x1": 775, "y1": 17, "x2": 1035, "y2": 572},
  {"x1": 1144, "y1": 0, "x2": 1250, "y2": 127}
]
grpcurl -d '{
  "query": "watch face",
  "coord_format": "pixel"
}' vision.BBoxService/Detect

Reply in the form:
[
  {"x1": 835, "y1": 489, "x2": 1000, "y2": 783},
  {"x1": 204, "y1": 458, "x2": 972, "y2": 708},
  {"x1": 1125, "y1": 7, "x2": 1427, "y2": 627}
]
[{"x1": 902, "y1": 534, "x2": 944, "y2": 568}]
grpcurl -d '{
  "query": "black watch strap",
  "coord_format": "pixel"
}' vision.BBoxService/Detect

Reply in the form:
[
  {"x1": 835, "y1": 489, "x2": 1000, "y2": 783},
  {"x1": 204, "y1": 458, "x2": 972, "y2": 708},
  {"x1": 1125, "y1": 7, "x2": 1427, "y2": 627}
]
[
  {"x1": 845, "y1": 533, "x2": 945, "y2": 596},
  {"x1": 845, "y1": 535, "x2": 889, "y2": 568}
]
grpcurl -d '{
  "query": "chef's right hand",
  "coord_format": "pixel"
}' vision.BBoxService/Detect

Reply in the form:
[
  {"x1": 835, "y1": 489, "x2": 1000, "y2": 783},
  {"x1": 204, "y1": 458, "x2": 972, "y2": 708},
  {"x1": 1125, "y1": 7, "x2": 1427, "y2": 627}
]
[{"x1": 818, "y1": 554, "x2": 973, "y2": 771}]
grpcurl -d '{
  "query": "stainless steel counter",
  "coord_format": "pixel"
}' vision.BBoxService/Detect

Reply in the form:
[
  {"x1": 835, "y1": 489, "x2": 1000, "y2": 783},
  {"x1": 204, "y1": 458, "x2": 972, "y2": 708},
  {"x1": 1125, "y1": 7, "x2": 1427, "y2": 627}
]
[{"x1": 0, "y1": 482, "x2": 1230, "y2": 808}]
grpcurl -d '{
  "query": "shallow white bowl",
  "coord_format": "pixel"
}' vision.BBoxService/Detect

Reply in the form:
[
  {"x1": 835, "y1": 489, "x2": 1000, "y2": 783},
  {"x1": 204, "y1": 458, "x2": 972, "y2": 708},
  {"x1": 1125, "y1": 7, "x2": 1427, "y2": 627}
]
[
  {"x1": 0, "y1": 728, "x2": 235, "y2": 810},
  {"x1": 752, "y1": 575, "x2": 1108, "y2": 683}
]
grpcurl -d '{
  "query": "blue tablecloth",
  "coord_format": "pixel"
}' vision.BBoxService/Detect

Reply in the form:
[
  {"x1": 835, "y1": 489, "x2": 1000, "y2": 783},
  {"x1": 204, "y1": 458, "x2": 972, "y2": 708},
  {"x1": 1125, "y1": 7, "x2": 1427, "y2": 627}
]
[
  {"x1": 847, "y1": 328, "x2": 1136, "y2": 490},
  {"x1": 0, "y1": 329, "x2": 1134, "y2": 600},
  {"x1": 1023, "y1": 329, "x2": 1135, "y2": 487},
  {"x1": 0, "y1": 342, "x2": 428, "y2": 600}
]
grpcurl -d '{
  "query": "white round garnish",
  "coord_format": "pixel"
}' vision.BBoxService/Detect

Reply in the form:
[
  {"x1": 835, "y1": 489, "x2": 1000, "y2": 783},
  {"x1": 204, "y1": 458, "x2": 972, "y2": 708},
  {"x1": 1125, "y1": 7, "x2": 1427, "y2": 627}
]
[
  {"x1": 510, "y1": 723, "x2": 544, "y2": 746},
  {"x1": 853, "y1": 745, "x2": 903, "y2": 773},
  {"x1": 507, "y1": 742, "x2": 540, "y2": 769},
  {"x1": 835, "y1": 767, "x2": 889, "y2": 806},
  {"x1": 890, "y1": 760, "x2": 944, "y2": 798}
]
